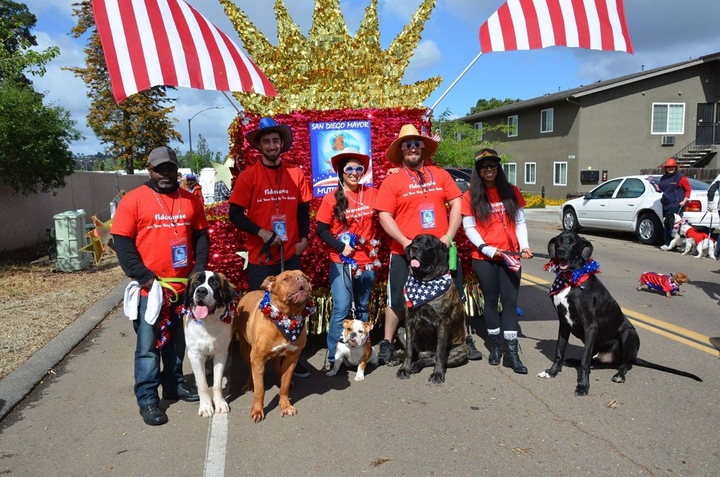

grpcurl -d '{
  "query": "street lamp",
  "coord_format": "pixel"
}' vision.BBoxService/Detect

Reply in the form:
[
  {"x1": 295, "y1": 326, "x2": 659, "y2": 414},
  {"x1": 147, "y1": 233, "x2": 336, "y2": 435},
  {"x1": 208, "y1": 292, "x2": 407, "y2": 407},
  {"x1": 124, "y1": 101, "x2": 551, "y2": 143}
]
[{"x1": 188, "y1": 106, "x2": 223, "y2": 172}]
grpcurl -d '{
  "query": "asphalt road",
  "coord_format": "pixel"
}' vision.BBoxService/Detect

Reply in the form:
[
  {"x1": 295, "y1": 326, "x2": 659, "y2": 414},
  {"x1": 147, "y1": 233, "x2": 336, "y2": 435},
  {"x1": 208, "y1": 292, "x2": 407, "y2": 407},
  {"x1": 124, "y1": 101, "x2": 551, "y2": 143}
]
[{"x1": 1, "y1": 210, "x2": 718, "y2": 476}]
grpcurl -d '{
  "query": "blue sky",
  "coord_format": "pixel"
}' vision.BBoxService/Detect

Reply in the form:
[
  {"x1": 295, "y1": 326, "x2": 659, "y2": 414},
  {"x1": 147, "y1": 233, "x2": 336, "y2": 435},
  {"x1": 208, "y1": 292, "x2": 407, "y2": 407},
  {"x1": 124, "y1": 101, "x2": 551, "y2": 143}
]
[{"x1": 23, "y1": 0, "x2": 720, "y2": 159}]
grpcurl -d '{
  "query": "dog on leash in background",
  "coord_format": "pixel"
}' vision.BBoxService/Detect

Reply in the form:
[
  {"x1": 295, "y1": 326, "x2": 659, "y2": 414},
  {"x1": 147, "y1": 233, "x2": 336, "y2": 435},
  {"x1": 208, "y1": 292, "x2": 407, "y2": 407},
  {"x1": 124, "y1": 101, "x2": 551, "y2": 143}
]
[
  {"x1": 660, "y1": 214, "x2": 687, "y2": 252},
  {"x1": 541, "y1": 231, "x2": 702, "y2": 396},
  {"x1": 637, "y1": 271, "x2": 689, "y2": 297},
  {"x1": 678, "y1": 222, "x2": 716, "y2": 258},
  {"x1": 326, "y1": 319, "x2": 378, "y2": 381},
  {"x1": 183, "y1": 271, "x2": 237, "y2": 417}
]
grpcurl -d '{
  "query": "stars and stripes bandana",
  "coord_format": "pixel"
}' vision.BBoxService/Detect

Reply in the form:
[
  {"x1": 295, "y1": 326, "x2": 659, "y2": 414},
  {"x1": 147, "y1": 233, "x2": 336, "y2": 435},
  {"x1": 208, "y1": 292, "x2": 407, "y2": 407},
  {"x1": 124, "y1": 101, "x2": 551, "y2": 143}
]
[
  {"x1": 545, "y1": 258, "x2": 600, "y2": 296},
  {"x1": 404, "y1": 273, "x2": 452, "y2": 309}
]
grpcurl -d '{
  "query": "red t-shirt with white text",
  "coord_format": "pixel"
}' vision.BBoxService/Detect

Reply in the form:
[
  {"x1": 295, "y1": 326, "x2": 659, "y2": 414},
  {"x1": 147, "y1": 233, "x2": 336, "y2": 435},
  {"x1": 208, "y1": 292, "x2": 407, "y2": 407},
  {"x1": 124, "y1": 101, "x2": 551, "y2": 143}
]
[{"x1": 316, "y1": 185, "x2": 378, "y2": 264}]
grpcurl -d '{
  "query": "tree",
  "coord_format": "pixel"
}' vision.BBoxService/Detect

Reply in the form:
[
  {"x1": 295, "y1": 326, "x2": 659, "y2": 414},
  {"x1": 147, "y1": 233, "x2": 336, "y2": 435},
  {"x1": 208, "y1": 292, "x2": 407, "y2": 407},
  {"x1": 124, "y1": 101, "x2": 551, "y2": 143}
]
[
  {"x1": 0, "y1": 0, "x2": 80, "y2": 195},
  {"x1": 468, "y1": 97, "x2": 520, "y2": 115},
  {"x1": 0, "y1": 80, "x2": 81, "y2": 194},
  {"x1": 0, "y1": 0, "x2": 59, "y2": 84},
  {"x1": 67, "y1": 1, "x2": 181, "y2": 174}
]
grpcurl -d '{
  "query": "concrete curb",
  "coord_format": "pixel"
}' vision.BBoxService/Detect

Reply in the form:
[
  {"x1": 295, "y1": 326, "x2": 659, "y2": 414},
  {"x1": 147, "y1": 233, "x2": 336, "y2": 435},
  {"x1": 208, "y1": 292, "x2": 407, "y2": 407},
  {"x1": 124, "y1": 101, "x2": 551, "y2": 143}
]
[{"x1": 0, "y1": 279, "x2": 128, "y2": 422}]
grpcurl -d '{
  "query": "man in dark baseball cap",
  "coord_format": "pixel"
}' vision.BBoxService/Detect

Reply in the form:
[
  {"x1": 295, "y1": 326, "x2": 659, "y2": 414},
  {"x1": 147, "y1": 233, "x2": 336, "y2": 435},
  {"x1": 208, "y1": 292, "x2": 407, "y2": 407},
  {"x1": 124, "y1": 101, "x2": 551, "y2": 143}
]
[{"x1": 147, "y1": 146, "x2": 179, "y2": 168}]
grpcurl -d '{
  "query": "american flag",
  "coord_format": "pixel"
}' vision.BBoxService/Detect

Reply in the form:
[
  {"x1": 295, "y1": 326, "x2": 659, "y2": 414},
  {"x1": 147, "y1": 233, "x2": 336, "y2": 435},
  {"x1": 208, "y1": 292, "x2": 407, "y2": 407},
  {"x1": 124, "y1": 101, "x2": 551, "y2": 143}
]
[
  {"x1": 501, "y1": 251, "x2": 522, "y2": 272},
  {"x1": 479, "y1": 0, "x2": 633, "y2": 54},
  {"x1": 92, "y1": 0, "x2": 277, "y2": 103}
]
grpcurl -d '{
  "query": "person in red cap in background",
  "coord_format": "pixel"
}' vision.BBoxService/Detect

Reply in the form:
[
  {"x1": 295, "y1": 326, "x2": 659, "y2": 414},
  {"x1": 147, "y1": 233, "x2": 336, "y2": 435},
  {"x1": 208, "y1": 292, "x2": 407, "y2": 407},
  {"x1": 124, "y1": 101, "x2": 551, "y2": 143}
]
[{"x1": 657, "y1": 157, "x2": 691, "y2": 247}]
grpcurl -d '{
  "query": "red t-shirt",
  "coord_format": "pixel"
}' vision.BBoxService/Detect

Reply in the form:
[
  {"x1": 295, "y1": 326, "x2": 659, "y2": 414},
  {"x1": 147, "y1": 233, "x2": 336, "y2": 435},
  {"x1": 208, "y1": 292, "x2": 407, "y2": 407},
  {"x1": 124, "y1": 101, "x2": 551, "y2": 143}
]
[
  {"x1": 375, "y1": 165, "x2": 461, "y2": 255},
  {"x1": 110, "y1": 184, "x2": 208, "y2": 293},
  {"x1": 228, "y1": 162, "x2": 312, "y2": 264},
  {"x1": 316, "y1": 185, "x2": 378, "y2": 264},
  {"x1": 461, "y1": 186, "x2": 526, "y2": 261}
]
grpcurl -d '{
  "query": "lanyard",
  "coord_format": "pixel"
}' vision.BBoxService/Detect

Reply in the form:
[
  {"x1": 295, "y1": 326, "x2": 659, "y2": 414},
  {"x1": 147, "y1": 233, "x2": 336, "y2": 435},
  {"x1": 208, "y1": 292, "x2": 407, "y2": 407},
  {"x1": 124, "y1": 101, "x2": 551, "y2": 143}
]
[{"x1": 402, "y1": 166, "x2": 433, "y2": 203}]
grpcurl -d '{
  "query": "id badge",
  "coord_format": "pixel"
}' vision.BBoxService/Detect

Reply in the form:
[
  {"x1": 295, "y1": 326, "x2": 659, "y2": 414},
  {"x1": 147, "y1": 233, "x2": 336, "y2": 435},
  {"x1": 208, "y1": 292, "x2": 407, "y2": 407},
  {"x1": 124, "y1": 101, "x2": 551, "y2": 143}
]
[
  {"x1": 271, "y1": 214, "x2": 288, "y2": 241},
  {"x1": 170, "y1": 238, "x2": 188, "y2": 269},
  {"x1": 420, "y1": 205, "x2": 436, "y2": 229}
]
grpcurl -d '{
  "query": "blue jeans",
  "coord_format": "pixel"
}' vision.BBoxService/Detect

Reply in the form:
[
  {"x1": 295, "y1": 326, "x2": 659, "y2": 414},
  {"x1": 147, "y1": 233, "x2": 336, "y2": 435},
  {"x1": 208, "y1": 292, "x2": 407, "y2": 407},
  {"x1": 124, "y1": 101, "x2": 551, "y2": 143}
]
[
  {"x1": 326, "y1": 262, "x2": 376, "y2": 362},
  {"x1": 132, "y1": 295, "x2": 186, "y2": 407}
]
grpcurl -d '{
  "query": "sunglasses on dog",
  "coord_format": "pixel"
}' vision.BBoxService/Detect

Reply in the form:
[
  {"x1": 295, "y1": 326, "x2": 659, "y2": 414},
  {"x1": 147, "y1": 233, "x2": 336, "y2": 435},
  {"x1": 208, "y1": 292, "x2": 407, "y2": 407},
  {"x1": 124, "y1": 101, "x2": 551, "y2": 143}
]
[
  {"x1": 400, "y1": 140, "x2": 425, "y2": 151},
  {"x1": 343, "y1": 165, "x2": 365, "y2": 175}
]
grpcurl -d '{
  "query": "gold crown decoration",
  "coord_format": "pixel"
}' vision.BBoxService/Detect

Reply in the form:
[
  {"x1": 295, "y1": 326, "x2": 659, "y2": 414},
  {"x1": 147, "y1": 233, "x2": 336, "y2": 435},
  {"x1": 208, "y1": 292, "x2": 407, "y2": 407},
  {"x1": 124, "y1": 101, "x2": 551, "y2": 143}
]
[{"x1": 220, "y1": 0, "x2": 442, "y2": 115}]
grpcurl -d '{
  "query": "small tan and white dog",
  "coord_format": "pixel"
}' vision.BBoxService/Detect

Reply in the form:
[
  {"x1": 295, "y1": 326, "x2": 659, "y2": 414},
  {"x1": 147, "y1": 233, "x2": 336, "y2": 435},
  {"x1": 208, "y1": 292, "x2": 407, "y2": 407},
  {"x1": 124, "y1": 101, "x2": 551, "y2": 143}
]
[
  {"x1": 660, "y1": 214, "x2": 687, "y2": 252},
  {"x1": 326, "y1": 319, "x2": 378, "y2": 381},
  {"x1": 183, "y1": 271, "x2": 236, "y2": 417}
]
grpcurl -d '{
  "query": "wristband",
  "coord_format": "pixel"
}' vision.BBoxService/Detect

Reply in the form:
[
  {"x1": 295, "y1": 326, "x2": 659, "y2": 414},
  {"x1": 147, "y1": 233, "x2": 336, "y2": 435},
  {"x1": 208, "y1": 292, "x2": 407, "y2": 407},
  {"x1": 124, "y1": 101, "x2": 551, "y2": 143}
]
[{"x1": 478, "y1": 243, "x2": 487, "y2": 252}]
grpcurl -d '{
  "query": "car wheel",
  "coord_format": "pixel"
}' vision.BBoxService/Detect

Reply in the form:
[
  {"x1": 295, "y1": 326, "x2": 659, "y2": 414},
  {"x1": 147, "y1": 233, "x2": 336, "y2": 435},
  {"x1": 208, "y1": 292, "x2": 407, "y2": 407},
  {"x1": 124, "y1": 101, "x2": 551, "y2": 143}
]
[
  {"x1": 562, "y1": 208, "x2": 580, "y2": 232},
  {"x1": 636, "y1": 213, "x2": 663, "y2": 245}
]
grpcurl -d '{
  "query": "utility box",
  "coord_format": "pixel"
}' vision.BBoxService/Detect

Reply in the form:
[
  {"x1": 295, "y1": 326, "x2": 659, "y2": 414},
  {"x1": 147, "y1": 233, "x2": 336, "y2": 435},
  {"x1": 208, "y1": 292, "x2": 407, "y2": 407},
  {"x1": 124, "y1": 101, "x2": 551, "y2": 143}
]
[{"x1": 54, "y1": 210, "x2": 90, "y2": 272}]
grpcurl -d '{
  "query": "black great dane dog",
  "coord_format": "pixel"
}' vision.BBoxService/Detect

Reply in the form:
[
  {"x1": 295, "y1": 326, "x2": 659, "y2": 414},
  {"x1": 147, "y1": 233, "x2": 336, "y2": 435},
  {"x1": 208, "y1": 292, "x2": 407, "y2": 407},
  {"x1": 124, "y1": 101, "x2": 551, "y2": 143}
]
[
  {"x1": 540, "y1": 230, "x2": 702, "y2": 396},
  {"x1": 396, "y1": 234, "x2": 467, "y2": 384}
]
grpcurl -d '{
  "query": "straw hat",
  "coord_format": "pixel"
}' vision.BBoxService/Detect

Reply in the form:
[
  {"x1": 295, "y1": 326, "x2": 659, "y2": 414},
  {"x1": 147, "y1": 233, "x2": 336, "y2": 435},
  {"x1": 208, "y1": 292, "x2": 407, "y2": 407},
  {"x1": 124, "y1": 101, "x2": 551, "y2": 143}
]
[{"x1": 384, "y1": 124, "x2": 438, "y2": 165}]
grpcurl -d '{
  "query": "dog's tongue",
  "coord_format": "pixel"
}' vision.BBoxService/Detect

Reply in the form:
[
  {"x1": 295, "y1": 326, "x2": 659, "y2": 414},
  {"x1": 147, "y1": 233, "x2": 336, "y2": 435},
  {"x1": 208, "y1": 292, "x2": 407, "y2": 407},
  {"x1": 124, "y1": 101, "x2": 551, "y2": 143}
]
[
  {"x1": 193, "y1": 305, "x2": 209, "y2": 319},
  {"x1": 410, "y1": 259, "x2": 420, "y2": 268}
]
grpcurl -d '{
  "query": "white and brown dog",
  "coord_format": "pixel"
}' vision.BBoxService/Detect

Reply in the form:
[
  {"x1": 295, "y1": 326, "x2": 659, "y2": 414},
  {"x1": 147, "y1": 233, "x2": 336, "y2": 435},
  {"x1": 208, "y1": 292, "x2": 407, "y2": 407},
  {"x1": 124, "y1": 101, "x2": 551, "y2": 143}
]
[
  {"x1": 660, "y1": 214, "x2": 687, "y2": 252},
  {"x1": 679, "y1": 222, "x2": 716, "y2": 258},
  {"x1": 326, "y1": 319, "x2": 378, "y2": 381},
  {"x1": 235, "y1": 270, "x2": 313, "y2": 422},
  {"x1": 183, "y1": 271, "x2": 236, "y2": 417}
]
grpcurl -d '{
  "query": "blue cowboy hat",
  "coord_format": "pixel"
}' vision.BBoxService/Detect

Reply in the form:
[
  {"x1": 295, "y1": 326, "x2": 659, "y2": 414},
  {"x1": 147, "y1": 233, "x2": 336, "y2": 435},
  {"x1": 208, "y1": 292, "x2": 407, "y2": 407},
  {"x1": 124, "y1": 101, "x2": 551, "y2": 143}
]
[{"x1": 245, "y1": 116, "x2": 293, "y2": 153}]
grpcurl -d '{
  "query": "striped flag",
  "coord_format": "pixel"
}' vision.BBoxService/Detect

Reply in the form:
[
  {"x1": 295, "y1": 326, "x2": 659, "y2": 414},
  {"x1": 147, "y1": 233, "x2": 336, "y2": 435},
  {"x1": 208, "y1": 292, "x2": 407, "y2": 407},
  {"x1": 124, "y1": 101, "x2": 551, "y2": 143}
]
[
  {"x1": 500, "y1": 251, "x2": 522, "y2": 272},
  {"x1": 479, "y1": 0, "x2": 633, "y2": 54},
  {"x1": 91, "y1": 0, "x2": 277, "y2": 103}
]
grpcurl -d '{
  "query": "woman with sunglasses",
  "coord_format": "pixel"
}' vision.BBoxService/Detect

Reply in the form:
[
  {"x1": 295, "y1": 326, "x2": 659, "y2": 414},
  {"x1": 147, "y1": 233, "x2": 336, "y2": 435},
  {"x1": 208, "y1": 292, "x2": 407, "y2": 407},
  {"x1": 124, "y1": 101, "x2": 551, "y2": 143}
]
[
  {"x1": 461, "y1": 148, "x2": 533, "y2": 374},
  {"x1": 316, "y1": 152, "x2": 380, "y2": 372}
]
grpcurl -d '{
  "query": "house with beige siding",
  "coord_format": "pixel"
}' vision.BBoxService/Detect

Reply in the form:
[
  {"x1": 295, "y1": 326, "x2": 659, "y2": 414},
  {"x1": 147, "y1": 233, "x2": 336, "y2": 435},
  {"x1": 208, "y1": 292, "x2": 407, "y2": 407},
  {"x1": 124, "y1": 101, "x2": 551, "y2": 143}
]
[{"x1": 458, "y1": 51, "x2": 720, "y2": 200}]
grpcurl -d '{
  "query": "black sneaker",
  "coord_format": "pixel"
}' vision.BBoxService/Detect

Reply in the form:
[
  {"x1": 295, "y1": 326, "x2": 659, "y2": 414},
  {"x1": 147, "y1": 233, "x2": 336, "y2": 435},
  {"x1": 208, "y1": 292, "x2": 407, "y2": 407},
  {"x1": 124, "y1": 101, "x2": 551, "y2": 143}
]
[
  {"x1": 163, "y1": 382, "x2": 199, "y2": 402},
  {"x1": 466, "y1": 335, "x2": 483, "y2": 361},
  {"x1": 378, "y1": 339, "x2": 394, "y2": 365},
  {"x1": 293, "y1": 362, "x2": 310, "y2": 378},
  {"x1": 139, "y1": 404, "x2": 168, "y2": 426}
]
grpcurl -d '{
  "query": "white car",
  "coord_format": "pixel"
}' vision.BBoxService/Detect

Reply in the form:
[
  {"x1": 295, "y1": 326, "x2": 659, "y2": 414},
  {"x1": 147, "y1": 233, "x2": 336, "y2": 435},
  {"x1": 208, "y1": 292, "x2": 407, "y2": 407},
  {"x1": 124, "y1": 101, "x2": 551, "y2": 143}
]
[{"x1": 560, "y1": 175, "x2": 714, "y2": 245}]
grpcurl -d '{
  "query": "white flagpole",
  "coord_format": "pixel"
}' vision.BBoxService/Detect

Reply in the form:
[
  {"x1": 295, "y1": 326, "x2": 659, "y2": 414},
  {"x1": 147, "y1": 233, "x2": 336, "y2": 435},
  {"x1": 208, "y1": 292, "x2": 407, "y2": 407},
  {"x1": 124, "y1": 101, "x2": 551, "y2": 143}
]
[{"x1": 424, "y1": 51, "x2": 483, "y2": 119}]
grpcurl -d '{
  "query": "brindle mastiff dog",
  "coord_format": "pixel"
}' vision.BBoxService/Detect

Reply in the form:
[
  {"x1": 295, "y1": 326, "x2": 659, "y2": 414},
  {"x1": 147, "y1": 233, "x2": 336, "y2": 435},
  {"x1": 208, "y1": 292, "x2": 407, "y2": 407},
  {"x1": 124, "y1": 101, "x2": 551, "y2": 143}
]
[{"x1": 397, "y1": 234, "x2": 468, "y2": 384}]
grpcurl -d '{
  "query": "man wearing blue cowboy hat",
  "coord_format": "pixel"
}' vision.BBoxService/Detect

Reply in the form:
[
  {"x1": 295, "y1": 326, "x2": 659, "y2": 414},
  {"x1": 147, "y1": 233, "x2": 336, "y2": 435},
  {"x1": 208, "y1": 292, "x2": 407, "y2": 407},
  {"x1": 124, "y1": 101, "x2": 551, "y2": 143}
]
[{"x1": 228, "y1": 116, "x2": 313, "y2": 377}]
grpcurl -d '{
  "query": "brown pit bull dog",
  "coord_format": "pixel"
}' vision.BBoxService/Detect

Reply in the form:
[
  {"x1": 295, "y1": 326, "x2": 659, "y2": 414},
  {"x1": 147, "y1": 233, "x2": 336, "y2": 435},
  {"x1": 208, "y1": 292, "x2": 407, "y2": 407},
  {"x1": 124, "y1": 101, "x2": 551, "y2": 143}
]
[{"x1": 235, "y1": 270, "x2": 314, "y2": 422}]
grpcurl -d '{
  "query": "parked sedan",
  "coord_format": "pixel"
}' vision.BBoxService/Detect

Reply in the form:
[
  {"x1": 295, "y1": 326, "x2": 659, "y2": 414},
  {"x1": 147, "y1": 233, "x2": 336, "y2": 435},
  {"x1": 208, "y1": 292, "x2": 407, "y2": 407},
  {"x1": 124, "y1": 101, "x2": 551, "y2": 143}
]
[
  {"x1": 560, "y1": 175, "x2": 713, "y2": 245},
  {"x1": 444, "y1": 167, "x2": 472, "y2": 192}
]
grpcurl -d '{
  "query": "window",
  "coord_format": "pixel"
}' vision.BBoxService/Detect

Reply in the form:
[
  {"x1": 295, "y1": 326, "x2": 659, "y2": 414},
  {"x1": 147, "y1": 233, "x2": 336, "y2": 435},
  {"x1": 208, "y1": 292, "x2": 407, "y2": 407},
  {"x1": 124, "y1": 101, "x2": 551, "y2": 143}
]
[
  {"x1": 507, "y1": 115, "x2": 518, "y2": 137},
  {"x1": 652, "y1": 103, "x2": 684, "y2": 134},
  {"x1": 540, "y1": 108, "x2": 554, "y2": 133},
  {"x1": 590, "y1": 179, "x2": 621, "y2": 199},
  {"x1": 474, "y1": 121, "x2": 483, "y2": 141},
  {"x1": 504, "y1": 163, "x2": 517, "y2": 185},
  {"x1": 553, "y1": 162, "x2": 567, "y2": 186},
  {"x1": 615, "y1": 178, "x2": 644, "y2": 199},
  {"x1": 524, "y1": 162, "x2": 536, "y2": 185}
]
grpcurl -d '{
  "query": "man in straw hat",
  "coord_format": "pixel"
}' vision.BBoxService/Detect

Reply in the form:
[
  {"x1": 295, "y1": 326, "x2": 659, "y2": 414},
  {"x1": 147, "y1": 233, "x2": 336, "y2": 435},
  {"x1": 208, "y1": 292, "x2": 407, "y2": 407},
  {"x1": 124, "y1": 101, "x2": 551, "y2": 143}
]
[
  {"x1": 229, "y1": 116, "x2": 313, "y2": 377},
  {"x1": 374, "y1": 124, "x2": 483, "y2": 365},
  {"x1": 657, "y1": 157, "x2": 691, "y2": 248}
]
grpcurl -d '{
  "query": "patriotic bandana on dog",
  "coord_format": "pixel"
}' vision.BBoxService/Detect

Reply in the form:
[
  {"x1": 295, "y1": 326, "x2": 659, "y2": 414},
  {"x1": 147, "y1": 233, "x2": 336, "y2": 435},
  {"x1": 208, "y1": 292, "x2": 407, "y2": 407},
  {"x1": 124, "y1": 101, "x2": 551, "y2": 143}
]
[
  {"x1": 404, "y1": 273, "x2": 452, "y2": 308},
  {"x1": 545, "y1": 258, "x2": 600, "y2": 296},
  {"x1": 258, "y1": 290, "x2": 314, "y2": 342}
]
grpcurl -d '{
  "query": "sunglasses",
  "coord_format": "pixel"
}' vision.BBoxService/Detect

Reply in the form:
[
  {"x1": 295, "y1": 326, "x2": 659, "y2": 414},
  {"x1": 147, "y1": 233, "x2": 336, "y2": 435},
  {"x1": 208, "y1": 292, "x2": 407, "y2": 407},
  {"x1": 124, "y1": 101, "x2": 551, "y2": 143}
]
[
  {"x1": 478, "y1": 162, "x2": 498, "y2": 170},
  {"x1": 400, "y1": 140, "x2": 425, "y2": 151},
  {"x1": 343, "y1": 165, "x2": 365, "y2": 175}
]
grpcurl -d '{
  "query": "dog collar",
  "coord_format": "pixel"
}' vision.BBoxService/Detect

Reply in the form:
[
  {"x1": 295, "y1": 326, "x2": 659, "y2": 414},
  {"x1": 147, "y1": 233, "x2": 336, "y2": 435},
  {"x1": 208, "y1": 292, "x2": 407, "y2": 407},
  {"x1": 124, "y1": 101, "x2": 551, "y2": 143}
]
[
  {"x1": 545, "y1": 259, "x2": 600, "y2": 295},
  {"x1": 403, "y1": 273, "x2": 452, "y2": 309},
  {"x1": 258, "y1": 290, "x2": 315, "y2": 342}
]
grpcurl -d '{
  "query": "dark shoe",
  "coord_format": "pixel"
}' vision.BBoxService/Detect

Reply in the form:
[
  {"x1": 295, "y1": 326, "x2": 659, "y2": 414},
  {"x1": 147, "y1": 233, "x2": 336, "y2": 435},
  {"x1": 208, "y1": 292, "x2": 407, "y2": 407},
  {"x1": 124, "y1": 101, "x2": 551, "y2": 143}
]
[
  {"x1": 293, "y1": 362, "x2": 310, "y2": 378},
  {"x1": 465, "y1": 335, "x2": 483, "y2": 361},
  {"x1": 488, "y1": 336, "x2": 502, "y2": 366},
  {"x1": 163, "y1": 382, "x2": 200, "y2": 402},
  {"x1": 503, "y1": 338, "x2": 528, "y2": 374},
  {"x1": 139, "y1": 404, "x2": 168, "y2": 426},
  {"x1": 377, "y1": 339, "x2": 394, "y2": 365}
]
